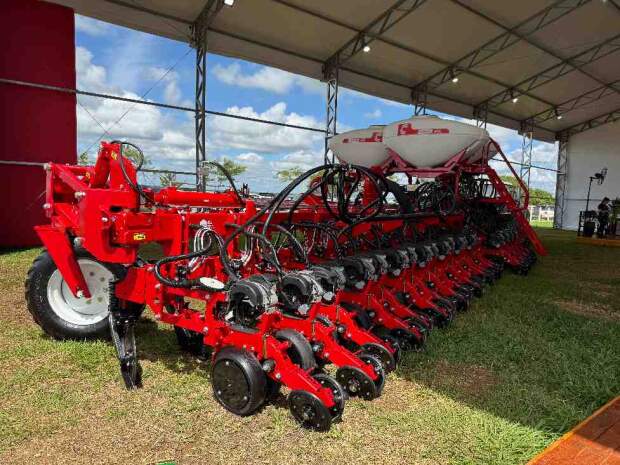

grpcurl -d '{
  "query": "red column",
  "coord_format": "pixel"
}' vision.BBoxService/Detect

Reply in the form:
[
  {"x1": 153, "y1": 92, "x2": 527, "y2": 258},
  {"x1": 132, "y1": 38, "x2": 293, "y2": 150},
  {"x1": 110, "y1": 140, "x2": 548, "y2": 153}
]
[{"x1": 0, "y1": 0, "x2": 76, "y2": 247}]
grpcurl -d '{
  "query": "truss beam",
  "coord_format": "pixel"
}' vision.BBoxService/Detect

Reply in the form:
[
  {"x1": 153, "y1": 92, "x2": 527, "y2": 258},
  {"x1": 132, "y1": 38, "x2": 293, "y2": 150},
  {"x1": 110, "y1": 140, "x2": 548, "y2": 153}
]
[
  {"x1": 473, "y1": 104, "x2": 488, "y2": 128},
  {"x1": 411, "y1": 84, "x2": 428, "y2": 115},
  {"x1": 519, "y1": 119, "x2": 535, "y2": 205},
  {"x1": 323, "y1": 0, "x2": 427, "y2": 78},
  {"x1": 324, "y1": 69, "x2": 339, "y2": 164},
  {"x1": 411, "y1": 0, "x2": 589, "y2": 94},
  {"x1": 564, "y1": 108, "x2": 620, "y2": 136},
  {"x1": 480, "y1": 32, "x2": 620, "y2": 110},
  {"x1": 191, "y1": 0, "x2": 225, "y2": 190},
  {"x1": 554, "y1": 132, "x2": 569, "y2": 229},
  {"x1": 531, "y1": 80, "x2": 620, "y2": 124}
]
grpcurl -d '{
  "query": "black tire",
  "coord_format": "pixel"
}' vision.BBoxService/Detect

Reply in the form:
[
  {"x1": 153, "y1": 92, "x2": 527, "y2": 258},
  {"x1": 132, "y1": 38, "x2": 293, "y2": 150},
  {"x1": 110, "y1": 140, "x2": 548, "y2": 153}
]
[
  {"x1": 288, "y1": 390, "x2": 332, "y2": 431},
  {"x1": 275, "y1": 329, "x2": 317, "y2": 371},
  {"x1": 211, "y1": 347, "x2": 267, "y2": 416},
  {"x1": 25, "y1": 248, "x2": 138, "y2": 340},
  {"x1": 313, "y1": 373, "x2": 346, "y2": 421}
]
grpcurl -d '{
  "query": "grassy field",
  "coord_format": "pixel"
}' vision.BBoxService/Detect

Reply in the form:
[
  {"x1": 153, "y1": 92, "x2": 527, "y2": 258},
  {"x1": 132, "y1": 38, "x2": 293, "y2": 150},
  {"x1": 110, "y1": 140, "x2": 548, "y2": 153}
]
[
  {"x1": 0, "y1": 229, "x2": 618, "y2": 465},
  {"x1": 529, "y1": 220, "x2": 553, "y2": 228}
]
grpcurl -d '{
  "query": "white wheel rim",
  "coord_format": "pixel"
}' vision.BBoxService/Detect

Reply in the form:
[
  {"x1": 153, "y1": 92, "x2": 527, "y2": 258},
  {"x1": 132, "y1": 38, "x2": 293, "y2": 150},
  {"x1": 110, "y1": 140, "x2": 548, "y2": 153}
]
[{"x1": 47, "y1": 259, "x2": 114, "y2": 326}]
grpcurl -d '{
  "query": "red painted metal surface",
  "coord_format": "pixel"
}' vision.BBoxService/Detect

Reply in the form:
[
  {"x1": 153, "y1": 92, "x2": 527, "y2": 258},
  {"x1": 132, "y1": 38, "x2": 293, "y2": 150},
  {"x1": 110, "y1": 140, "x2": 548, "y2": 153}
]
[{"x1": 0, "y1": 0, "x2": 76, "y2": 247}]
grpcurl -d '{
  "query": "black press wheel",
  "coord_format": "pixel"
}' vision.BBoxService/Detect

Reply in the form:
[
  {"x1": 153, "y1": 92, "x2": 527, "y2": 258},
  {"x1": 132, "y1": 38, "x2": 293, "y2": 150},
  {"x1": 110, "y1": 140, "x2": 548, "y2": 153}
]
[
  {"x1": 211, "y1": 347, "x2": 267, "y2": 416},
  {"x1": 288, "y1": 390, "x2": 332, "y2": 431},
  {"x1": 379, "y1": 334, "x2": 402, "y2": 365},
  {"x1": 358, "y1": 353, "x2": 385, "y2": 395},
  {"x1": 336, "y1": 365, "x2": 378, "y2": 400},
  {"x1": 275, "y1": 329, "x2": 317, "y2": 371},
  {"x1": 360, "y1": 342, "x2": 396, "y2": 373},
  {"x1": 313, "y1": 373, "x2": 345, "y2": 422}
]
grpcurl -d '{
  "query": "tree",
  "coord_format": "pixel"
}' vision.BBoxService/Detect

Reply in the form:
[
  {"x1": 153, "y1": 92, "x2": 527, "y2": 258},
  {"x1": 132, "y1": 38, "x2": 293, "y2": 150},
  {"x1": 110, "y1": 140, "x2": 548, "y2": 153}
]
[
  {"x1": 159, "y1": 172, "x2": 181, "y2": 188},
  {"x1": 204, "y1": 159, "x2": 247, "y2": 188},
  {"x1": 78, "y1": 152, "x2": 89, "y2": 165},
  {"x1": 500, "y1": 175, "x2": 554, "y2": 206},
  {"x1": 122, "y1": 146, "x2": 150, "y2": 167},
  {"x1": 276, "y1": 167, "x2": 304, "y2": 183}
]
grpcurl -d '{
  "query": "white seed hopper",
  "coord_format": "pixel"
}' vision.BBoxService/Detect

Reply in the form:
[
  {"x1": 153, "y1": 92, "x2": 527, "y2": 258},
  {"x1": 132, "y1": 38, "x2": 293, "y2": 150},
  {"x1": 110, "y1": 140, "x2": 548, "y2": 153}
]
[
  {"x1": 328, "y1": 126, "x2": 389, "y2": 167},
  {"x1": 382, "y1": 116, "x2": 488, "y2": 168}
]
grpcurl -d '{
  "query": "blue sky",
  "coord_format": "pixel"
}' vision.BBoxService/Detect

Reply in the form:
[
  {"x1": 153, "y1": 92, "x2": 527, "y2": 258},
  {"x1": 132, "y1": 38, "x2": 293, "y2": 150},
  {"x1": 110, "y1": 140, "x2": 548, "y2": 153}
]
[{"x1": 74, "y1": 15, "x2": 558, "y2": 193}]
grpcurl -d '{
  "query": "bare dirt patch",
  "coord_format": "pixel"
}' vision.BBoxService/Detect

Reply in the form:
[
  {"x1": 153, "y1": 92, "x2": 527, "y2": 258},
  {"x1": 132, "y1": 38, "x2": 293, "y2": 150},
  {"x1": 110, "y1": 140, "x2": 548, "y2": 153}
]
[
  {"x1": 555, "y1": 299, "x2": 620, "y2": 322},
  {"x1": 428, "y1": 360, "x2": 499, "y2": 399}
]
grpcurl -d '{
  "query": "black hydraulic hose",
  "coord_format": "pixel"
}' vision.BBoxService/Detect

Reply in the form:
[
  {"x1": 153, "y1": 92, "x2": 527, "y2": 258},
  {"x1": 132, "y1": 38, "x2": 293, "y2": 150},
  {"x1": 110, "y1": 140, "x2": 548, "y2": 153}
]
[
  {"x1": 154, "y1": 230, "x2": 227, "y2": 289},
  {"x1": 291, "y1": 221, "x2": 343, "y2": 258},
  {"x1": 255, "y1": 222, "x2": 309, "y2": 266},
  {"x1": 217, "y1": 164, "x2": 338, "y2": 278},
  {"x1": 285, "y1": 174, "x2": 330, "y2": 225},
  {"x1": 204, "y1": 160, "x2": 245, "y2": 205},
  {"x1": 110, "y1": 140, "x2": 157, "y2": 206},
  {"x1": 221, "y1": 224, "x2": 286, "y2": 278}
]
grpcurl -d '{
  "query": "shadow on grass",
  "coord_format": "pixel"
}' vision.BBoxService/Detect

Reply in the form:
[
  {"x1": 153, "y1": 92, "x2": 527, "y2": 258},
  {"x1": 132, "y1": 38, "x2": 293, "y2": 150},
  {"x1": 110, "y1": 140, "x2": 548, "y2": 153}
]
[
  {"x1": 131, "y1": 317, "x2": 291, "y2": 412},
  {"x1": 394, "y1": 229, "x2": 620, "y2": 436}
]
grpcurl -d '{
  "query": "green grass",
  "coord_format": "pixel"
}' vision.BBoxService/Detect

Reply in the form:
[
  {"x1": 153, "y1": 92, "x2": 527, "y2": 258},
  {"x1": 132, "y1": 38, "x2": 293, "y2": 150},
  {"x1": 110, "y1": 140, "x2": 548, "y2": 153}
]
[
  {"x1": 529, "y1": 220, "x2": 553, "y2": 228},
  {"x1": 0, "y1": 229, "x2": 618, "y2": 465}
]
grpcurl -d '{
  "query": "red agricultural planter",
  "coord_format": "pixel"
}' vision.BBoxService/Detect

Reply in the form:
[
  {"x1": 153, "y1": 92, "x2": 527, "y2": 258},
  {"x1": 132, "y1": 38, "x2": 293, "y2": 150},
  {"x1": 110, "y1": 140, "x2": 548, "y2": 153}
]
[{"x1": 25, "y1": 119, "x2": 545, "y2": 431}]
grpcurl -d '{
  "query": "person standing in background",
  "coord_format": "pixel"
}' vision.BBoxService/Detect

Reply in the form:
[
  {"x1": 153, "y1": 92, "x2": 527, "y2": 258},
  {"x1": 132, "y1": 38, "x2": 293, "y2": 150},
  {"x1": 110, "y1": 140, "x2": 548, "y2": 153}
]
[{"x1": 597, "y1": 197, "x2": 612, "y2": 238}]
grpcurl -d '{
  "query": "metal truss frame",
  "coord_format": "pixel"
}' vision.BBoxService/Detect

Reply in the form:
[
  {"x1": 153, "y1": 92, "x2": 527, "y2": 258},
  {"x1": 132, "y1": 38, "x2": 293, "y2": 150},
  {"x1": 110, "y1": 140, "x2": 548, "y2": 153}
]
[
  {"x1": 479, "y1": 33, "x2": 620, "y2": 110},
  {"x1": 564, "y1": 108, "x2": 620, "y2": 136},
  {"x1": 519, "y1": 119, "x2": 535, "y2": 204},
  {"x1": 530, "y1": 81, "x2": 620, "y2": 124},
  {"x1": 410, "y1": 0, "x2": 589, "y2": 95},
  {"x1": 191, "y1": 0, "x2": 225, "y2": 189},
  {"x1": 322, "y1": 0, "x2": 427, "y2": 78},
  {"x1": 324, "y1": 69, "x2": 339, "y2": 164},
  {"x1": 554, "y1": 132, "x2": 569, "y2": 229}
]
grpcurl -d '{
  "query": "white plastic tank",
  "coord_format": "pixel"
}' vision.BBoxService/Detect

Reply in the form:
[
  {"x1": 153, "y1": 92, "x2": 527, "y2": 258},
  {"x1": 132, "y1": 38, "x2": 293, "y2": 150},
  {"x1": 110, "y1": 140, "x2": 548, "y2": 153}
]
[
  {"x1": 328, "y1": 126, "x2": 389, "y2": 167},
  {"x1": 382, "y1": 116, "x2": 487, "y2": 168}
]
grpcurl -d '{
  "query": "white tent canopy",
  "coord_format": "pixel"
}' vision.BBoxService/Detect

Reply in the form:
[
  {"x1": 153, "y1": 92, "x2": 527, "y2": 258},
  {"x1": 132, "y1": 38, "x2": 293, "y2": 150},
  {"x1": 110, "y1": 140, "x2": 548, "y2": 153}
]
[{"x1": 50, "y1": 0, "x2": 620, "y2": 143}]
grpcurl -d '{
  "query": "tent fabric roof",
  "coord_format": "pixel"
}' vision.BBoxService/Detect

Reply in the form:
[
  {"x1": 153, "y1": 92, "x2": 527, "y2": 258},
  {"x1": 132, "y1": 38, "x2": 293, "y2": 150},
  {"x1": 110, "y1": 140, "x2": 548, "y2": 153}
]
[{"x1": 50, "y1": 0, "x2": 620, "y2": 142}]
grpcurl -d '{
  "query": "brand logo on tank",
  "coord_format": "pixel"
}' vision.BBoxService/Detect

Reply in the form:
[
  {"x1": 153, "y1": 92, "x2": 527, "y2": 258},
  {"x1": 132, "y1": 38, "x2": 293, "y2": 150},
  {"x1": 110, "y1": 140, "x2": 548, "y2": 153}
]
[{"x1": 397, "y1": 123, "x2": 449, "y2": 136}]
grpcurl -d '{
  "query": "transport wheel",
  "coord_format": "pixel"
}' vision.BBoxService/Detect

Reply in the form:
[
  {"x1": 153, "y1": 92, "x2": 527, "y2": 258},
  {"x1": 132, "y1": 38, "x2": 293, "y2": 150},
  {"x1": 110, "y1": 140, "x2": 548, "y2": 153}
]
[
  {"x1": 275, "y1": 329, "x2": 317, "y2": 371},
  {"x1": 313, "y1": 373, "x2": 345, "y2": 422},
  {"x1": 359, "y1": 342, "x2": 396, "y2": 373},
  {"x1": 288, "y1": 390, "x2": 332, "y2": 431},
  {"x1": 336, "y1": 365, "x2": 378, "y2": 400},
  {"x1": 174, "y1": 326, "x2": 210, "y2": 360},
  {"x1": 25, "y1": 249, "x2": 139, "y2": 340},
  {"x1": 358, "y1": 353, "x2": 385, "y2": 395},
  {"x1": 211, "y1": 347, "x2": 267, "y2": 416}
]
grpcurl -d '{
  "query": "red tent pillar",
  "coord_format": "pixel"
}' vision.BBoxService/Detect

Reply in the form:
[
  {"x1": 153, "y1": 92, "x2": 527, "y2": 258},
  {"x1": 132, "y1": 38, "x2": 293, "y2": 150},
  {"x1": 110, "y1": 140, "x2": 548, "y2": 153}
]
[{"x1": 0, "y1": 0, "x2": 77, "y2": 247}]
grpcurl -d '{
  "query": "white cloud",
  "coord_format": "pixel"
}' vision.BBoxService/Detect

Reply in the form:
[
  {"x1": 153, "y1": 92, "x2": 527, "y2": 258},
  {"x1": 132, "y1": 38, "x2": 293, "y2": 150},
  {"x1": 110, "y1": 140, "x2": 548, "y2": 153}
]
[
  {"x1": 76, "y1": 47, "x2": 109, "y2": 93},
  {"x1": 213, "y1": 62, "x2": 330, "y2": 96},
  {"x1": 212, "y1": 63, "x2": 299, "y2": 94},
  {"x1": 75, "y1": 46, "x2": 327, "y2": 192},
  {"x1": 364, "y1": 108, "x2": 382, "y2": 119},
  {"x1": 146, "y1": 67, "x2": 182, "y2": 105},
  {"x1": 236, "y1": 152, "x2": 264, "y2": 164},
  {"x1": 75, "y1": 16, "x2": 111, "y2": 36},
  {"x1": 207, "y1": 102, "x2": 323, "y2": 153}
]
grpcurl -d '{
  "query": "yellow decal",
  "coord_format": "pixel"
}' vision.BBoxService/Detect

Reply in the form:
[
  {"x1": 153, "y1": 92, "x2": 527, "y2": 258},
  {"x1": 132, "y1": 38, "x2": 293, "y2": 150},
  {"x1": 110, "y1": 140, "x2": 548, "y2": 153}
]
[
  {"x1": 133, "y1": 233, "x2": 146, "y2": 241},
  {"x1": 110, "y1": 151, "x2": 118, "y2": 160}
]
